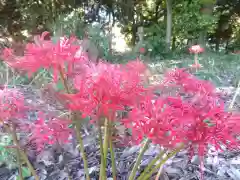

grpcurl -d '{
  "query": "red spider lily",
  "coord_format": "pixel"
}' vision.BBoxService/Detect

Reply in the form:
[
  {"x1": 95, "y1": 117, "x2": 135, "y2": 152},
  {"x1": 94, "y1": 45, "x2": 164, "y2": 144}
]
[
  {"x1": 124, "y1": 59, "x2": 152, "y2": 85},
  {"x1": 25, "y1": 114, "x2": 72, "y2": 151},
  {"x1": 123, "y1": 68, "x2": 240, "y2": 179},
  {"x1": 139, "y1": 47, "x2": 146, "y2": 54},
  {"x1": 2, "y1": 32, "x2": 81, "y2": 81},
  {"x1": 163, "y1": 68, "x2": 215, "y2": 96},
  {"x1": 189, "y1": 45, "x2": 204, "y2": 54},
  {"x1": 124, "y1": 59, "x2": 147, "y2": 75},
  {"x1": 186, "y1": 111, "x2": 240, "y2": 157},
  {"x1": 2, "y1": 48, "x2": 13, "y2": 59},
  {"x1": 62, "y1": 60, "x2": 147, "y2": 121},
  {"x1": 123, "y1": 95, "x2": 194, "y2": 147},
  {"x1": 189, "y1": 45, "x2": 204, "y2": 69},
  {"x1": 0, "y1": 88, "x2": 26, "y2": 122}
]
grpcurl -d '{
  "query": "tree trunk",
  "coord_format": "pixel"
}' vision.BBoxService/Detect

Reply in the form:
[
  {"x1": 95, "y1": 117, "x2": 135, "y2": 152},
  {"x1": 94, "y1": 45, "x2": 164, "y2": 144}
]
[
  {"x1": 199, "y1": 3, "x2": 214, "y2": 47},
  {"x1": 172, "y1": 36, "x2": 176, "y2": 50},
  {"x1": 225, "y1": 39, "x2": 229, "y2": 54},
  {"x1": 165, "y1": 0, "x2": 173, "y2": 51},
  {"x1": 215, "y1": 38, "x2": 220, "y2": 52},
  {"x1": 131, "y1": 22, "x2": 137, "y2": 46},
  {"x1": 199, "y1": 31, "x2": 207, "y2": 47},
  {"x1": 108, "y1": 13, "x2": 113, "y2": 58}
]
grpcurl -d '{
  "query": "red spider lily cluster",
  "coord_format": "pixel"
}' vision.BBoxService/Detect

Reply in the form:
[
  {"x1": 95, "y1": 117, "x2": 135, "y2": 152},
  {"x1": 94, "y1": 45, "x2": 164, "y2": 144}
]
[
  {"x1": 0, "y1": 87, "x2": 71, "y2": 151},
  {"x1": 1, "y1": 31, "x2": 150, "y2": 149},
  {"x1": 62, "y1": 60, "x2": 147, "y2": 121},
  {"x1": 2, "y1": 32, "x2": 87, "y2": 81},
  {"x1": 123, "y1": 68, "x2": 240, "y2": 157},
  {"x1": 24, "y1": 114, "x2": 72, "y2": 151},
  {"x1": 1, "y1": 32, "x2": 240, "y2": 179}
]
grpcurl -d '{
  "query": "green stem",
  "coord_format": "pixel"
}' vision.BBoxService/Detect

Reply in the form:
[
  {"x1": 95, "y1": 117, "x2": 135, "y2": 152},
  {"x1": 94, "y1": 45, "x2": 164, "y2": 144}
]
[
  {"x1": 17, "y1": 149, "x2": 23, "y2": 180},
  {"x1": 12, "y1": 125, "x2": 23, "y2": 180},
  {"x1": 128, "y1": 139, "x2": 151, "y2": 180},
  {"x1": 137, "y1": 149, "x2": 166, "y2": 180},
  {"x1": 4, "y1": 124, "x2": 39, "y2": 180},
  {"x1": 59, "y1": 66, "x2": 70, "y2": 94},
  {"x1": 74, "y1": 117, "x2": 90, "y2": 180},
  {"x1": 109, "y1": 121, "x2": 117, "y2": 180},
  {"x1": 100, "y1": 118, "x2": 109, "y2": 179},
  {"x1": 103, "y1": 118, "x2": 109, "y2": 160},
  {"x1": 98, "y1": 120, "x2": 106, "y2": 180},
  {"x1": 140, "y1": 145, "x2": 183, "y2": 180},
  {"x1": 28, "y1": 69, "x2": 46, "y2": 86},
  {"x1": 155, "y1": 164, "x2": 163, "y2": 180},
  {"x1": 194, "y1": 53, "x2": 198, "y2": 65},
  {"x1": 19, "y1": 150, "x2": 39, "y2": 180},
  {"x1": 59, "y1": 67, "x2": 90, "y2": 180}
]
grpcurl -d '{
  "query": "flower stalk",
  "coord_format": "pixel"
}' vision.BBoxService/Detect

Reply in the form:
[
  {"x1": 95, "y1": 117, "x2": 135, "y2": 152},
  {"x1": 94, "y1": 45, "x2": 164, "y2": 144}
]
[
  {"x1": 103, "y1": 118, "x2": 109, "y2": 160},
  {"x1": 139, "y1": 145, "x2": 184, "y2": 180},
  {"x1": 109, "y1": 120, "x2": 117, "y2": 180},
  {"x1": 4, "y1": 124, "x2": 39, "y2": 180},
  {"x1": 194, "y1": 53, "x2": 198, "y2": 65},
  {"x1": 100, "y1": 118, "x2": 110, "y2": 179},
  {"x1": 17, "y1": 149, "x2": 24, "y2": 180},
  {"x1": 137, "y1": 149, "x2": 166, "y2": 180},
  {"x1": 98, "y1": 119, "x2": 106, "y2": 180},
  {"x1": 128, "y1": 139, "x2": 151, "y2": 180},
  {"x1": 74, "y1": 118, "x2": 90, "y2": 180},
  {"x1": 13, "y1": 125, "x2": 23, "y2": 180},
  {"x1": 59, "y1": 67, "x2": 90, "y2": 180}
]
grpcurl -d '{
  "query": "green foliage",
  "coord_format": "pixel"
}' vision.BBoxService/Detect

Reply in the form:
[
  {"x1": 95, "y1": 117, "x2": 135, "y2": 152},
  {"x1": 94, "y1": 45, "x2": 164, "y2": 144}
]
[
  {"x1": 48, "y1": 9, "x2": 85, "y2": 38},
  {"x1": 142, "y1": 24, "x2": 167, "y2": 59},
  {"x1": 173, "y1": 0, "x2": 218, "y2": 39},
  {"x1": 49, "y1": 11, "x2": 116, "y2": 61},
  {"x1": 0, "y1": 134, "x2": 17, "y2": 169},
  {"x1": 17, "y1": 167, "x2": 31, "y2": 180},
  {"x1": 164, "y1": 52, "x2": 240, "y2": 86},
  {"x1": 56, "y1": 80, "x2": 64, "y2": 91},
  {"x1": 85, "y1": 24, "x2": 111, "y2": 60},
  {"x1": 199, "y1": 0, "x2": 216, "y2": 5}
]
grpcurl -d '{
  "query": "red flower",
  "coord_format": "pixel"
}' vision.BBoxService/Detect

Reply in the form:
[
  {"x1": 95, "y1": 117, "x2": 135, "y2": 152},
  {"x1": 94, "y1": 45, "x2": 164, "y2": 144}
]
[
  {"x1": 189, "y1": 45, "x2": 204, "y2": 54},
  {"x1": 26, "y1": 113, "x2": 72, "y2": 151},
  {"x1": 2, "y1": 32, "x2": 81, "y2": 81},
  {"x1": 139, "y1": 47, "x2": 146, "y2": 54},
  {"x1": 123, "y1": 68, "x2": 240, "y2": 177},
  {"x1": 62, "y1": 60, "x2": 147, "y2": 121},
  {"x1": 125, "y1": 59, "x2": 147, "y2": 74},
  {"x1": 2, "y1": 48, "x2": 13, "y2": 59},
  {"x1": 0, "y1": 88, "x2": 26, "y2": 122},
  {"x1": 163, "y1": 68, "x2": 215, "y2": 96}
]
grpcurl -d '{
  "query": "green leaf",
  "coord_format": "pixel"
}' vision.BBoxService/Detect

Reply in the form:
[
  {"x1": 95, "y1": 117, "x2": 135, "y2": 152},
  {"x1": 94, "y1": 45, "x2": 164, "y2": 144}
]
[
  {"x1": 207, "y1": 123, "x2": 215, "y2": 127},
  {"x1": 17, "y1": 167, "x2": 31, "y2": 180},
  {"x1": 68, "y1": 124, "x2": 74, "y2": 128},
  {"x1": 203, "y1": 119, "x2": 210, "y2": 123},
  {"x1": 22, "y1": 167, "x2": 31, "y2": 177},
  {"x1": 0, "y1": 155, "x2": 5, "y2": 162},
  {"x1": 56, "y1": 80, "x2": 64, "y2": 91}
]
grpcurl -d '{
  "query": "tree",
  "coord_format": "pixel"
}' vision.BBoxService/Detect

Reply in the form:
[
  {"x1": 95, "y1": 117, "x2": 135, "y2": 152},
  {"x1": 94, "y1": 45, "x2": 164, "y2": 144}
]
[{"x1": 166, "y1": 0, "x2": 173, "y2": 51}]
